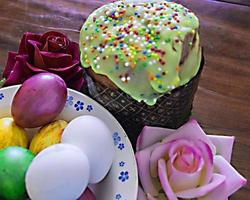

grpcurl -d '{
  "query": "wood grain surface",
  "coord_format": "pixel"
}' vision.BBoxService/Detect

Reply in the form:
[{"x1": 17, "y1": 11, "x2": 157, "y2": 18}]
[
  {"x1": 0, "y1": 0, "x2": 249, "y2": 199},
  {"x1": 214, "y1": 0, "x2": 250, "y2": 6}
]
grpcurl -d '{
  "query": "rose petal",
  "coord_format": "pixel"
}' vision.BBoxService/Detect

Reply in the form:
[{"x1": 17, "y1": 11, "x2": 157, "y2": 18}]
[
  {"x1": 26, "y1": 62, "x2": 46, "y2": 73},
  {"x1": 171, "y1": 145, "x2": 202, "y2": 174},
  {"x1": 196, "y1": 140, "x2": 213, "y2": 185},
  {"x1": 65, "y1": 67, "x2": 85, "y2": 90},
  {"x1": 45, "y1": 38, "x2": 67, "y2": 52},
  {"x1": 150, "y1": 139, "x2": 203, "y2": 179},
  {"x1": 50, "y1": 63, "x2": 81, "y2": 80},
  {"x1": 137, "y1": 186, "x2": 147, "y2": 200},
  {"x1": 4, "y1": 55, "x2": 32, "y2": 86},
  {"x1": 150, "y1": 142, "x2": 170, "y2": 178},
  {"x1": 208, "y1": 135, "x2": 235, "y2": 162},
  {"x1": 40, "y1": 31, "x2": 67, "y2": 44},
  {"x1": 158, "y1": 159, "x2": 178, "y2": 200},
  {"x1": 198, "y1": 155, "x2": 247, "y2": 200},
  {"x1": 27, "y1": 40, "x2": 45, "y2": 67},
  {"x1": 136, "y1": 143, "x2": 161, "y2": 196},
  {"x1": 162, "y1": 119, "x2": 216, "y2": 155},
  {"x1": 45, "y1": 62, "x2": 79, "y2": 78},
  {"x1": 176, "y1": 173, "x2": 225, "y2": 198},
  {"x1": 168, "y1": 154, "x2": 203, "y2": 192},
  {"x1": 167, "y1": 140, "x2": 199, "y2": 163},
  {"x1": 67, "y1": 41, "x2": 80, "y2": 63},
  {"x1": 3, "y1": 51, "x2": 18, "y2": 78},
  {"x1": 48, "y1": 63, "x2": 84, "y2": 90},
  {"x1": 41, "y1": 31, "x2": 69, "y2": 53},
  {"x1": 40, "y1": 51, "x2": 72, "y2": 68},
  {"x1": 136, "y1": 126, "x2": 174, "y2": 151},
  {"x1": 165, "y1": 140, "x2": 204, "y2": 192},
  {"x1": 18, "y1": 32, "x2": 41, "y2": 54},
  {"x1": 168, "y1": 163, "x2": 201, "y2": 193}
]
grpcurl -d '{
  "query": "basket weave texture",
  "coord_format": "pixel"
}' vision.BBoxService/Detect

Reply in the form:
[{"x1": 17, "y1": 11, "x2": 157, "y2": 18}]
[{"x1": 85, "y1": 57, "x2": 204, "y2": 146}]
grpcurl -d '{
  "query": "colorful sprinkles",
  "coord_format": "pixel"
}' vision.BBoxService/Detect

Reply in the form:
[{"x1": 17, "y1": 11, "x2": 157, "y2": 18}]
[{"x1": 80, "y1": 1, "x2": 201, "y2": 105}]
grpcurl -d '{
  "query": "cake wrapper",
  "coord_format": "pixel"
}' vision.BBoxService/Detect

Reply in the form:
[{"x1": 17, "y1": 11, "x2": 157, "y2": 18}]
[{"x1": 85, "y1": 56, "x2": 204, "y2": 147}]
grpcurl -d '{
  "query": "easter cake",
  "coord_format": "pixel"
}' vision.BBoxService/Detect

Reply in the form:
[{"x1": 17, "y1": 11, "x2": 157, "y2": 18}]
[{"x1": 80, "y1": 0, "x2": 204, "y2": 143}]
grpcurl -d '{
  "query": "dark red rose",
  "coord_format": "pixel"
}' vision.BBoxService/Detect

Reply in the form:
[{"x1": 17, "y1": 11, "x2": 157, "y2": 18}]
[{"x1": 3, "y1": 31, "x2": 84, "y2": 90}]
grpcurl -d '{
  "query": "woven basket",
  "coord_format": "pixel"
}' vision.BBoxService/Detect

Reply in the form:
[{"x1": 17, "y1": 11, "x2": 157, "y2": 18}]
[{"x1": 85, "y1": 57, "x2": 204, "y2": 147}]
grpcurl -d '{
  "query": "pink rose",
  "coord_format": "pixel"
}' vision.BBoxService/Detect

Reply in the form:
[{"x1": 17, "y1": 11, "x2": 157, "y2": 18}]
[
  {"x1": 2, "y1": 31, "x2": 84, "y2": 90},
  {"x1": 136, "y1": 120, "x2": 247, "y2": 200}
]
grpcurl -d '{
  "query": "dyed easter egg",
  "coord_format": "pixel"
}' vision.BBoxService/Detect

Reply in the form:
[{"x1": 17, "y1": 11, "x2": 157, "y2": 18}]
[
  {"x1": 0, "y1": 146, "x2": 34, "y2": 200},
  {"x1": 11, "y1": 73, "x2": 67, "y2": 128},
  {"x1": 78, "y1": 188, "x2": 96, "y2": 200},
  {"x1": 0, "y1": 117, "x2": 28, "y2": 150},
  {"x1": 29, "y1": 120, "x2": 68, "y2": 154}
]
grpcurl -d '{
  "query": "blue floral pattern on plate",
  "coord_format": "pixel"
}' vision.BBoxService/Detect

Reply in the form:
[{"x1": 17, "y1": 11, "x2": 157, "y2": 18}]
[
  {"x1": 65, "y1": 95, "x2": 74, "y2": 107},
  {"x1": 74, "y1": 101, "x2": 84, "y2": 111},
  {"x1": 118, "y1": 143, "x2": 125, "y2": 150},
  {"x1": 119, "y1": 171, "x2": 129, "y2": 182},
  {"x1": 113, "y1": 132, "x2": 125, "y2": 151},
  {"x1": 119, "y1": 161, "x2": 125, "y2": 167},
  {"x1": 86, "y1": 104, "x2": 93, "y2": 112},
  {"x1": 0, "y1": 93, "x2": 4, "y2": 100},
  {"x1": 113, "y1": 132, "x2": 121, "y2": 146},
  {"x1": 115, "y1": 194, "x2": 122, "y2": 200}
]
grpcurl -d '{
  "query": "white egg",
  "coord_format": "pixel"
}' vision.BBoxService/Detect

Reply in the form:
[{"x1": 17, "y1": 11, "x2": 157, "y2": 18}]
[
  {"x1": 61, "y1": 115, "x2": 115, "y2": 184},
  {"x1": 25, "y1": 144, "x2": 90, "y2": 200}
]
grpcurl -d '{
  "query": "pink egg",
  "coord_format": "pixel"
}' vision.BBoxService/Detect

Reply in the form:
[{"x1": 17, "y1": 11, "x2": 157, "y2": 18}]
[
  {"x1": 11, "y1": 73, "x2": 67, "y2": 128},
  {"x1": 78, "y1": 188, "x2": 96, "y2": 200}
]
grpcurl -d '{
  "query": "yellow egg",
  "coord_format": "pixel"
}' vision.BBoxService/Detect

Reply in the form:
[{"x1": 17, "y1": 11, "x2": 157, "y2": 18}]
[
  {"x1": 29, "y1": 120, "x2": 68, "y2": 154},
  {"x1": 0, "y1": 117, "x2": 28, "y2": 149}
]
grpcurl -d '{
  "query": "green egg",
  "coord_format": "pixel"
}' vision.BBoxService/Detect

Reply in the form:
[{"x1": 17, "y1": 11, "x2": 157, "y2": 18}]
[{"x1": 0, "y1": 146, "x2": 34, "y2": 200}]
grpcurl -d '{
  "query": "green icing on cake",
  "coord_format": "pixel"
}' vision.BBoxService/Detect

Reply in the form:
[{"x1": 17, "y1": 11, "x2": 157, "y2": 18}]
[{"x1": 80, "y1": 0, "x2": 201, "y2": 105}]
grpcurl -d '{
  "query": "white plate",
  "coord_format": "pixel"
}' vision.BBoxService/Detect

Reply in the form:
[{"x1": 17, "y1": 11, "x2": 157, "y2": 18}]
[{"x1": 0, "y1": 85, "x2": 138, "y2": 200}]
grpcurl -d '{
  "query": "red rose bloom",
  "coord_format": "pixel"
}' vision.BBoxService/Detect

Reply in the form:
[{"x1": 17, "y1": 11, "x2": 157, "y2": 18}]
[{"x1": 3, "y1": 31, "x2": 84, "y2": 90}]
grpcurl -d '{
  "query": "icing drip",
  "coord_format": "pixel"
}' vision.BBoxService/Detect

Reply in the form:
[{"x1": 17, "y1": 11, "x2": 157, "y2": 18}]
[{"x1": 80, "y1": 0, "x2": 201, "y2": 105}]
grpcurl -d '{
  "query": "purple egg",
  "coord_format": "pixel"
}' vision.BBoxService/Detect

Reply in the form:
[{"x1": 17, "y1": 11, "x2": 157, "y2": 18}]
[{"x1": 11, "y1": 73, "x2": 67, "y2": 128}]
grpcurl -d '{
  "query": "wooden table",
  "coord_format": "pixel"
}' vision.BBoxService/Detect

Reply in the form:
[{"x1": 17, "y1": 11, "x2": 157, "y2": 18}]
[{"x1": 0, "y1": 0, "x2": 249, "y2": 199}]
